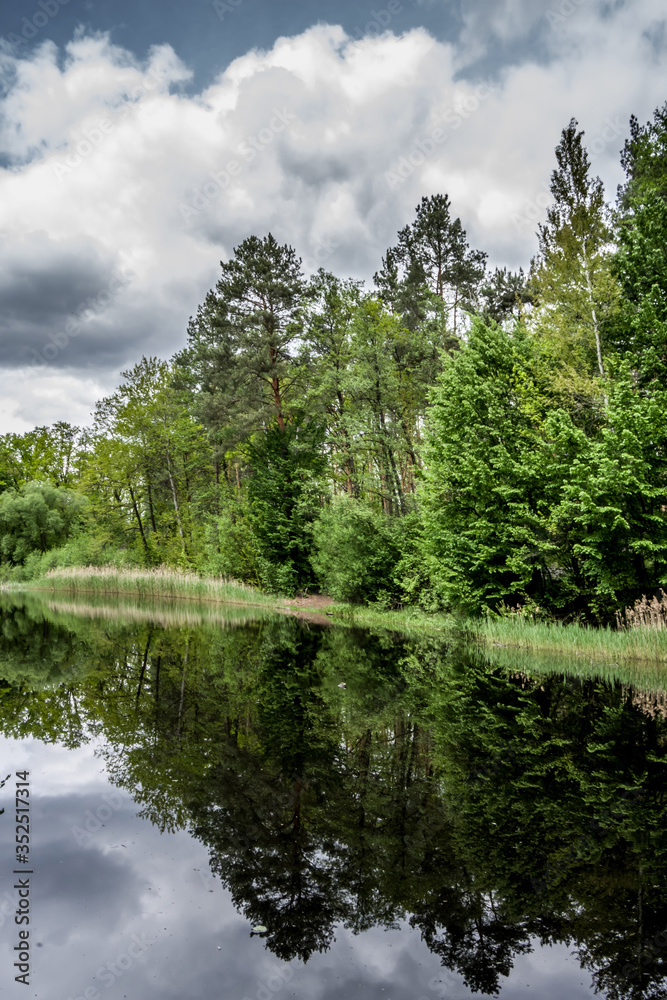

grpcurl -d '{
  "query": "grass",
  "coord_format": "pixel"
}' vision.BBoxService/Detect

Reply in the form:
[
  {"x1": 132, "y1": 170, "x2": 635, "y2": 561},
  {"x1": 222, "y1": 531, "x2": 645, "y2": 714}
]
[
  {"x1": 15, "y1": 566, "x2": 667, "y2": 674},
  {"x1": 22, "y1": 565, "x2": 278, "y2": 609},
  {"x1": 478, "y1": 613, "x2": 667, "y2": 664},
  {"x1": 325, "y1": 602, "x2": 457, "y2": 633}
]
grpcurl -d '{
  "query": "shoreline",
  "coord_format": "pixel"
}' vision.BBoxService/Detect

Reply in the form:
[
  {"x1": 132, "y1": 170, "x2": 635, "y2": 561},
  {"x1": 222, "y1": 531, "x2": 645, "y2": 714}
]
[{"x1": 8, "y1": 566, "x2": 667, "y2": 668}]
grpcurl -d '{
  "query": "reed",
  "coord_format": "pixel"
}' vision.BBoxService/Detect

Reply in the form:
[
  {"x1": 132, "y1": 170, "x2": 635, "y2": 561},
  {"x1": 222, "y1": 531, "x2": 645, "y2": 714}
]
[
  {"x1": 26, "y1": 565, "x2": 278, "y2": 609},
  {"x1": 20, "y1": 569, "x2": 667, "y2": 673},
  {"x1": 42, "y1": 596, "x2": 273, "y2": 629},
  {"x1": 478, "y1": 612, "x2": 667, "y2": 664}
]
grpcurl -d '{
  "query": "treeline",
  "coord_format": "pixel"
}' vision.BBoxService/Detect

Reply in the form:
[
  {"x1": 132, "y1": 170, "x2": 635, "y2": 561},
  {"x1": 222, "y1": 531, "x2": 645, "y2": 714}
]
[{"x1": 2, "y1": 104, "x2": 667, "y2": 621}]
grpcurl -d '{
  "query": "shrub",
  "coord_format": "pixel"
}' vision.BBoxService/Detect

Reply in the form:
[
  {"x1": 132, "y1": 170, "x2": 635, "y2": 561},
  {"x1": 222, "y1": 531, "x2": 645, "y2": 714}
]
[
  {"x1": 310, "y1": 497, "x2": 404, "y2": 604},
  {"x1": 0, "y1": 483, "x2": 87, "y2": 565}
]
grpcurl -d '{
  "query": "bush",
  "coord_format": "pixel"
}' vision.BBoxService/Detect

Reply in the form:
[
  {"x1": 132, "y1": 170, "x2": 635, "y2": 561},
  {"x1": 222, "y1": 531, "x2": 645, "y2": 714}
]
[
  {"x1": 310, "y1": 497, "x2": 405, "y2": 604},
  {"x1": 203, "y1": 507, "x2": 262, "y2": 588},
  {"x1": 15, "y1": 534, "x2": 140, "y2": 582},
  {"x1": 0, "y1": 483, "x2": 87, "y2": 566}
]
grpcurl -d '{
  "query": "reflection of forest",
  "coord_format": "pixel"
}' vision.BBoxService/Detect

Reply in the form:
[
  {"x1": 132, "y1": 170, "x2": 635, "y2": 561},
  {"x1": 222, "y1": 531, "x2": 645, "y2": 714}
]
[{"x1": 2, "y1": 597, "x2": 667, "y2": 997}]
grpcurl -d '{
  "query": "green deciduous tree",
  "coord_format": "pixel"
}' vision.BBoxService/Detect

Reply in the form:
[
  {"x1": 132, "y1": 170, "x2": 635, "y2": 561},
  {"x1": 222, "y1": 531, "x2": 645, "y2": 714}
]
[
  {"x1": 87, "y1": 357, "x2": 213, "y2": 564},
  {"x1": 531, "y1": 119, "x2": 620, "y2": 388},
  {"x1": 310, "y1": 496, "x2": 403, "y2": 604},
  {"x1": 0, "y1": 422, "x2": 89, "y2": 491},
  {"x1": 0, "y1": 483, "x2": 86, "y2": 564},
  {"x1": 242, "y1": 418, "x2": 326, "y2": 594}
]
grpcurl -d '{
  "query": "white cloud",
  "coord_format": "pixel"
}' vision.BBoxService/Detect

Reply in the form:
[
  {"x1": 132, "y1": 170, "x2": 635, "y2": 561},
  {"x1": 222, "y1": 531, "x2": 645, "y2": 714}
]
[{"x1": 0, "y1": 3, "x2": 664, "y2": 431}]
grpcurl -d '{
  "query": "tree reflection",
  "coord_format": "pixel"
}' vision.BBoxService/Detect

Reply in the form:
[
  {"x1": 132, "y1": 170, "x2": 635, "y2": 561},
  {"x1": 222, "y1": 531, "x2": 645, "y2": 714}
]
[{"x1": 1, "y1": 596, "x2": 667, "y2": 994}]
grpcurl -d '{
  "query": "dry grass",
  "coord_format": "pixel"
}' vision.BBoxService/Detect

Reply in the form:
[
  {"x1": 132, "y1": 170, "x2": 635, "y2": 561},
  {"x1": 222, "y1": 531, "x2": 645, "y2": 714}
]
[
  {"x1": 26, "y1": 565, "x2": 278, "y2": 609},
  {"x1": 616, "y1": 590, "x2": 667, "y2": 631}
]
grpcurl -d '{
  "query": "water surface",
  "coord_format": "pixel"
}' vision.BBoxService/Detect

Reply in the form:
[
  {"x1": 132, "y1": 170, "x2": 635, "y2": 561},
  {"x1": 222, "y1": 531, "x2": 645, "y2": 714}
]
[{"x1": 0, "y1": 594, "x2": 665, "y2": 1000}]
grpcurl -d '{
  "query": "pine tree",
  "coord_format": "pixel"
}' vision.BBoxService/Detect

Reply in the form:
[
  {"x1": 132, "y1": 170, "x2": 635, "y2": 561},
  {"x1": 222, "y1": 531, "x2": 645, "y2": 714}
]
[
  {"x1": 175, "y1": 233, "x2": 306, "y2": 447},
  {"x1": 478, "y1": 267, "x2": 534, "y2": 325},
  {"x1": 375, "y1": 194, "x2": 487, "y2": 339}
]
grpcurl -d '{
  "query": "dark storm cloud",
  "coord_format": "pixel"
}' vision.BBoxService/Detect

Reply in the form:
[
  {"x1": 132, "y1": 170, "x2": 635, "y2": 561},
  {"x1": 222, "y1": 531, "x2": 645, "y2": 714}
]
[
  {"x1": 0, "y1": 0, "x2": 663, "y2": 429},
  {"x1": 0, "y1": 232, "x2": 129, "y2": 368}
]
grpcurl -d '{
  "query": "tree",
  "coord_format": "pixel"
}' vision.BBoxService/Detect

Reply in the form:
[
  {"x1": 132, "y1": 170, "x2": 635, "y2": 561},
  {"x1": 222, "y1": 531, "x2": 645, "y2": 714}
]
[
  {"x1": 299, "y1": 270, "x2": 363, "y2": 497},
  {"x1": 242, "y1": 417, "x2": 326, "y2": 594},
  {"x1": 175, "y1": 233, "x2": 306, "y2": 452},
  {"x1": 0, "y1": 422, "x2": 89, "y2": 491},
  {"x1": 375, "y1": 193, "x2": 487, "y2": 340},
  {"x1": 478, "y1": 267, "x2": 534, "y2": 325},
  {"x1": 619, "y1": 102, "x2": 667, "y2": 208},
  {"x1": 611, "y1": 103, "x2": 667, "y2": 386},
  {"x1": 87, "y1": 357, "x2": 212, "y2": 564},
  {"x1": 0, "y1": 483, "x2": 86, "y2": 564},
  {"x1": 545, "y1": 362, "x2": 667, "y2": 617},
  {"x1": 420, "y1": 319, "x2": 551, "y2": 614},
  {"x1": 310, "y1": 495, "x2": 403, "y2": 604},
  {"x1": 531, "y1": 119, "x2": 620, "y2": 385}
]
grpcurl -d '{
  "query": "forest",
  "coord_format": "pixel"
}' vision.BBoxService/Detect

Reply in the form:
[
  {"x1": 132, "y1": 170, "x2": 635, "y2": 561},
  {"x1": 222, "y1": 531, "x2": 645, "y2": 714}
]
[{"x1": 1, "y1": 103, "x2": 667, "y2": 624}]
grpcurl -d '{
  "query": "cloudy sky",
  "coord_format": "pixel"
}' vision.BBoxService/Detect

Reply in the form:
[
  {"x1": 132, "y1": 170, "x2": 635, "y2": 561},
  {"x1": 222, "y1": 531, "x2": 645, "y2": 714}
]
[{"x1": 0, "y1": 0, "x2": 664, "y2": 432}]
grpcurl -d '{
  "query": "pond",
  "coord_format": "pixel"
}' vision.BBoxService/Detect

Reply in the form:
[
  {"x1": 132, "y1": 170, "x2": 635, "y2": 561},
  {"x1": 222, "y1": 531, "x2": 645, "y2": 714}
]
[{"x1": 0, "y1": 593, "x2": 665, "y2": 999}]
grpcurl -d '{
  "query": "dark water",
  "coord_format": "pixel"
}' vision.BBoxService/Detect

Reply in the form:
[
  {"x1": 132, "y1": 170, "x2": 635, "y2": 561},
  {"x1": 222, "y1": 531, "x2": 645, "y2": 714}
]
[{"x1": 0, "y1": 595, "x2": 666, "y2": 1000}]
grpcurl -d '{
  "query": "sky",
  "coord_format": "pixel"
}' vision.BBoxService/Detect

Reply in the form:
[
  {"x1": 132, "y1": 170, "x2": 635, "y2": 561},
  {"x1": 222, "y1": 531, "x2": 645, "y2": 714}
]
[
  {"x1": 0, "y1": 731, "x2": 596, "y2": 999},
  {"x1": 0, "y1": 0, "x2": 665, "y2": 432}
]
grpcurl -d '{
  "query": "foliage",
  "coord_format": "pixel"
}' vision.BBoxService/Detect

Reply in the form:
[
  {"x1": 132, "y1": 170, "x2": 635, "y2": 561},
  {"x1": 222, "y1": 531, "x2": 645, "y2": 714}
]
[
  {"x1": 420, "y1": 319, "x2": 549, "y2": 614},
  {"x1": 375, "y1": 192, "x2": 487, "y2": 339},
  {"x1": 543, "y1": 363, "x2": 667, "y2": 617},
  {"x1": 86, "y1": 356, "x2": 213, "y2": 566},
  {"x1": 0, "y1": 483, "x2": 87, "y2": 565},
  {"x1": 2, "y1": 603, "x2": 667, "y2": 994},
  {"x1": 530, "y1": 118, "x2": 620, "y2": 394},
  {"x1": 4, "y1": 103, "x2": 667, "y2": 617},
  {"x1": 174, "y1": 232, "x2": 306, "y2": 451},
  {"x1": 243, "y1": 418, "x2": 326, "y2": 594},
  {"x1": 310, "y1": 496, "x2": 403, "y2": 604}
]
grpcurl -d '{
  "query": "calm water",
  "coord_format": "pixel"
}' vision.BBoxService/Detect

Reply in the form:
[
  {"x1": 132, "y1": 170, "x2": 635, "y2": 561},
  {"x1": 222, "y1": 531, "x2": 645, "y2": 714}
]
[{"x1": 0, "y1": 594, "x2": 666, "y2": 1000}]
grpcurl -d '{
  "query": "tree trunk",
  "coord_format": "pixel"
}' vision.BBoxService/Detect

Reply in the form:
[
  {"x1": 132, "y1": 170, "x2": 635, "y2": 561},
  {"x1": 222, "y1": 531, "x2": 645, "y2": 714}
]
[
  {"x1": 146, "y1": 477, "x2": 157, "y2": 533},
  {"x1": 128, "y1": 484, "x2": 150, "y2": 556},
  {"x1": 583, "y1": 251, "x2": 605, "y2": 379},
  {"x1": 164, "y1": 438, "x2": 187, "y2": 558}
]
